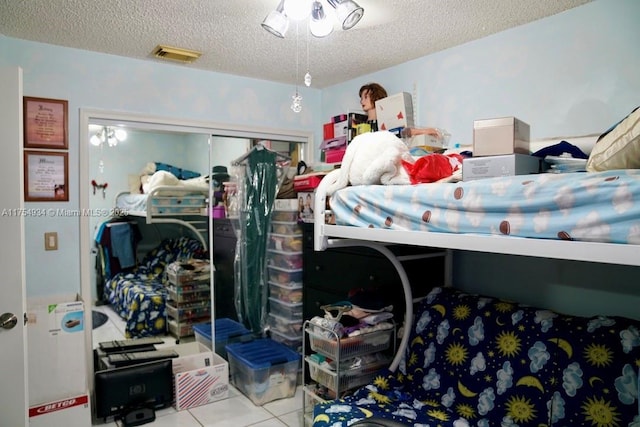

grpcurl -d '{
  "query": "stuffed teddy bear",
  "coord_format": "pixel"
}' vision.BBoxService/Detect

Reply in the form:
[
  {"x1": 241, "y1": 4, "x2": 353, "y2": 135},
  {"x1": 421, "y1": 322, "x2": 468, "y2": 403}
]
[{"x1": 325, "y1": 131, "x2": 414, "y2": 195}]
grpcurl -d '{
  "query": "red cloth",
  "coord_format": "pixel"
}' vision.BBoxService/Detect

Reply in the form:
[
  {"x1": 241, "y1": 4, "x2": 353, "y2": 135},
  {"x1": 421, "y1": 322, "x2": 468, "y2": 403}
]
[{"x1": 402, "y1": 153, "x2": 463, "y2": 184}]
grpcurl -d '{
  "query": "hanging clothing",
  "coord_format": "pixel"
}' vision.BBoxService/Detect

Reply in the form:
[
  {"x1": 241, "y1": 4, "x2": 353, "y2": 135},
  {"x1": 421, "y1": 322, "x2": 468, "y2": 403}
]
[
  {"x1": 95, "y1": 220, "x2": 142, "y2": 280},
  {"x1": 109, "y1": 223, "x2": 136, "y2": 268},
  {"x1": 232, "y1": 146, "x2": 289, "y2": 334}
]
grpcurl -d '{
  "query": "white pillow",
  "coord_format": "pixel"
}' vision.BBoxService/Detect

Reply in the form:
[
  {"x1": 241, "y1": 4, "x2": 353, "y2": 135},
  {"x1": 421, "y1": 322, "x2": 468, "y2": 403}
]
[
  {"x1": 586, "y1": 106, "x2": 640, "y2": 171},
  {"x1": 128, "y1": 174, "x2": 141, "y2": 194}
]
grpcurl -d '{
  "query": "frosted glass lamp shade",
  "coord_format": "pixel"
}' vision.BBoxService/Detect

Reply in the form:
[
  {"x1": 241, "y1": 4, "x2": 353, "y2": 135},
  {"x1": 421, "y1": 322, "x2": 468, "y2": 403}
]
[
  {"x1": 309, "y1": 1, "x2": 333, "y2": 37},
  {"x1": 283, "y1": 0, "x2": 312, "y2": 21},
  {"x1": 330, "y1": 0, "x2": 364, "y2": 30},
  {"x1": 262, "y1": 0, "x2": 289, "y2": 38}
]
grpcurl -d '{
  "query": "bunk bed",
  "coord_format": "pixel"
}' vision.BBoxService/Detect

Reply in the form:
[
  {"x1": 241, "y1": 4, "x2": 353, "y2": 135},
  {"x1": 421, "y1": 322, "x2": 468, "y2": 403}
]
[
  {"x1": 309, "y1": 149, "x2": 640, "y2": 425},
  {"x1": 114, "y1": 183, "x2": 210, "y2": 250},
  {"x1": 100, "y1": 178, "x2": 211, "y2": 338},
  {"x1": 312, "y1": 144, "x2": 640, "y2": 372}
]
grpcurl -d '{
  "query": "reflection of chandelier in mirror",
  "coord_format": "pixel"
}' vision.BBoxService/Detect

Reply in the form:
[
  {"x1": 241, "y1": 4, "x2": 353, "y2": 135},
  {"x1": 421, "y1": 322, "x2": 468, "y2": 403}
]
[{"x1": 90, "y1": 126, "x2": 127, "y2": 147}]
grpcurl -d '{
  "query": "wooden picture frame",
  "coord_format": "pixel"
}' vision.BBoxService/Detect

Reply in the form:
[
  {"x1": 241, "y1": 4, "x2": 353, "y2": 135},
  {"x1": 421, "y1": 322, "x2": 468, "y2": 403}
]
[
  {"x1": 24, "y1": 151, "x2": 69, "y2": 202},
  {"x1": 23, "y1": 96, "x2": 69, "y2": 149}
]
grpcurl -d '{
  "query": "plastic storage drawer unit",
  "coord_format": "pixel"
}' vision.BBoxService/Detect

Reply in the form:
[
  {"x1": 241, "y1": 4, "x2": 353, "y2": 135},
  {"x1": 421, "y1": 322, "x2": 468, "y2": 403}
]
[
  {"x1": 267, "y1": 249, "x2": 303, "y2": 270},
  {"x1": 268, "y1": 232, "x2": 303, "y2": 252},
  {"x1": 307, "y1": 326, "x2": 394, "y2": 360},
  {"x1": 225, "y1": 339, "x2": 300, "y2": 406},
  {"x1": 267, "y1": 266, "x2": 303, "y2": 287},
  {"x1": 271, "y1": 221, "x2": 302, "y2": 235},
  {"x1": 269, "y1": 281, "x2": 303, "y2": 304},
  {"x1": 268, "y1": 297, "x2": 303, "y2": 322},
  {"x1": 193, "y1": 318, "x2": 253, "y2": 360},
  {"x1": 306, "y1": 353, "x2": 390, "y2": 392},
  {"x1": 267, "y1": 312, "x2": 302, "y2": 336},
  {"x1": 270, "y1": 328, "x2": 303, "y2": 353}
]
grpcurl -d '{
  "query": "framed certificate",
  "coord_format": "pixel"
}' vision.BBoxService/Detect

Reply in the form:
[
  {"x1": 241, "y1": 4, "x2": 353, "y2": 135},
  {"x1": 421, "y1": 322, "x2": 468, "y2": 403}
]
[
  {"x1": 24, "y1": 151, "x2": 69, "y2": 201},
  {"x1": 23, "y1": 97, "x2": 69, "y2": 149}
]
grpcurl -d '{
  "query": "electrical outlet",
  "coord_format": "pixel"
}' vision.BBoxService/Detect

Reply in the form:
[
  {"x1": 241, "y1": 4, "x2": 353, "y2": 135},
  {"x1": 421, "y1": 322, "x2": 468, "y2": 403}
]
[{"x1": 44, "y1": 232, "x2": 58, "y2": 251}]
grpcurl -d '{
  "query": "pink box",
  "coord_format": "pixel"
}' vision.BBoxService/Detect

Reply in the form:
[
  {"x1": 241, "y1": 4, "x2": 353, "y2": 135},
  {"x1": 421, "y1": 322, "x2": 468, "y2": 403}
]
[
  {"x1": 211, "y1": 205, "x2": 225, "y2": 218},
  {"x1": 325, "y1": 148, "x2": 346, "y2": 163}
]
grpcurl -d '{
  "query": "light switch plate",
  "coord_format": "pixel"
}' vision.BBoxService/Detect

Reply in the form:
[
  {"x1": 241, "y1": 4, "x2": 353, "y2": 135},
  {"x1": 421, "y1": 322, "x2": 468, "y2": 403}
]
[{"x1": 44, "y1": 232, "x2": 58, "y2": 251}]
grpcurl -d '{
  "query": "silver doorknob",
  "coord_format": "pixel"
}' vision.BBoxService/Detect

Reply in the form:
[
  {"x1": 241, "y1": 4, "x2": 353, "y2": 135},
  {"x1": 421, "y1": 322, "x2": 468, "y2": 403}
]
[{"x1": 0, "y1": 313, "x2": 18, "y2": 330}]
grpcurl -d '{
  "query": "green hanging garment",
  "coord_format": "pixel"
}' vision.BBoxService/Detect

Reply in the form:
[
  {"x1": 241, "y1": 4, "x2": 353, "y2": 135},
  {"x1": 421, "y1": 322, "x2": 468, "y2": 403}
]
[{"x1": 232, "y1": 147, "x2": 287, "y2": 334}]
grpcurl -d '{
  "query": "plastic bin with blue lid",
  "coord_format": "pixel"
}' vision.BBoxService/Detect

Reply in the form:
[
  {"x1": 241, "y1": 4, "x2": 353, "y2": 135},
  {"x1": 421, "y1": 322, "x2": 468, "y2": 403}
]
[
  {"x1": 225, "y1": 338, "x2": 300, "y2": 406},
  {"x1": 193, "y1": 318, "x2": 252, "y2": 360}
]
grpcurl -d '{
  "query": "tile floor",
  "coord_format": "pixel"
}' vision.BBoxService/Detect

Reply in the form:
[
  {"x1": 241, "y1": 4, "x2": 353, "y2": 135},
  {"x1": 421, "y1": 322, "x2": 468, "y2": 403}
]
[{"x1": 91, "y1": 305, "x2": 305, "y2": 427}]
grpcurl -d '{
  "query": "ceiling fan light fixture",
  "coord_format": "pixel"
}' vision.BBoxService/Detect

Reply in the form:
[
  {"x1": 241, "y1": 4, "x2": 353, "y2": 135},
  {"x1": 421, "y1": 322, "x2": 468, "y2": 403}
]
[
  {"x1": 262, "y1": 0, "x2": 289, "y2": 38},
  {"x1": 309, "y1": 1, "x2": 334, "y2": 38},
  {"x1": 328, "y1": 0, "x2": 364, "y2": 30}
]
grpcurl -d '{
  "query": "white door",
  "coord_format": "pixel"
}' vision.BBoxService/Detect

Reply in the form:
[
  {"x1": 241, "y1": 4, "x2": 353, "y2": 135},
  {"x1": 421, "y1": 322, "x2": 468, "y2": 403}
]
[{"x1": 0, "y1": 67, "x2": 29, "y2": 425}]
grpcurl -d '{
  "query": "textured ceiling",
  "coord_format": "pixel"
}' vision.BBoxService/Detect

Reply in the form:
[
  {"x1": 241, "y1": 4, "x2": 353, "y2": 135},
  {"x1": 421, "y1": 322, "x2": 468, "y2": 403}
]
[{"x1": 0, "y1": 0, "x2": 591, "y2": 88}]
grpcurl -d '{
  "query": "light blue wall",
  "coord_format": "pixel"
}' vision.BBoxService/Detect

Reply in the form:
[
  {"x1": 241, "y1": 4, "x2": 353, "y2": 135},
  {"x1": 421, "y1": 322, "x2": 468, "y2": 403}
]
[
  {"x1": 0, "y1": 36, "x2": 322, "y2": 297},
  {"x1": 1, "y1": 0, "x2": 639, "y2": 315},
  {"x1": 322, "y1": 0, "x2": 640, "y2": 146}
]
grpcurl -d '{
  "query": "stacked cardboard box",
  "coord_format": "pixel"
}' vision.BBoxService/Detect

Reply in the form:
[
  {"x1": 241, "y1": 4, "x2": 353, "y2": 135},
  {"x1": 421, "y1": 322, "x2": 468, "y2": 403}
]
[{"x1": 464, "y1": 117, "x2": 542, "y2": 181}]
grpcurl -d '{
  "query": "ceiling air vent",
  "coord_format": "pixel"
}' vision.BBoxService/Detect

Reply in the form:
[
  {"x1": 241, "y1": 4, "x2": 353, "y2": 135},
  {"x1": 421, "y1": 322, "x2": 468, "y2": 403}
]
[{"x1": 152, "y1": 45, "x2": 202, "y2": 63}]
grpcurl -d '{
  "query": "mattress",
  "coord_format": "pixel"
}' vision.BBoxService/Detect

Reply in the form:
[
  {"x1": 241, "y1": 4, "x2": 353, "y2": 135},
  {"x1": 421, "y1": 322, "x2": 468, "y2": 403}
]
[
  {"x1": 116, "y1": 192, "x2": 206, "y2": 215},
  {"x1": 329, "y1": 169, "x2": 640, "y2": 245}
]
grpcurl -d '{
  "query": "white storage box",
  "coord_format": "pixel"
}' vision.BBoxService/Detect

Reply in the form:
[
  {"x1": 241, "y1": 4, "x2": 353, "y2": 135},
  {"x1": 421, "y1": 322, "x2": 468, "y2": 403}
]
[
  {"x1": 473, "y1": 116, "x2": 530, "y2": 156},
  {"x1": 462, "y1": 154, "x2": 542, "y2": 181},
  {"x1": 27, "y1": 294, "x2": 87, "y2": 406},
  {"x1": 375, "y1": 92, "x2": 414, "y2": 131},
  {"x1": 28, "y1": 393, "x2": 91, "y2": 427},
  {"x1": 171, "y1": 342, "x2": 230, "y2": 410}
]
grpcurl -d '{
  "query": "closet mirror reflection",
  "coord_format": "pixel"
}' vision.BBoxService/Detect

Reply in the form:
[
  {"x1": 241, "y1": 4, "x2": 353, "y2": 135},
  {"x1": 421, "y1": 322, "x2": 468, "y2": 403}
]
[{"x1": 80, "y1": 110, "x2": 311, "y2": 372}]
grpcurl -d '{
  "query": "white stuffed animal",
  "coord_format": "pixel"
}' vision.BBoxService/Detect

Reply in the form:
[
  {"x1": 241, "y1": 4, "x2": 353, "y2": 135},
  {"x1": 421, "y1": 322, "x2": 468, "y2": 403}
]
[{"x1": 325, "y1": 131, "x2": 413, "y2": 195}]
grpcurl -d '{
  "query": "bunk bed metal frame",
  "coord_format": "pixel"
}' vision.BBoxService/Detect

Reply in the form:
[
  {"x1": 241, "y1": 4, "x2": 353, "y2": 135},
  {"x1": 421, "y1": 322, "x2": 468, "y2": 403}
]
[
  {"x1": 312, "y1": 171, "x2": 640, "y2": 371},
  {"x1": 114, "y1": 184, "x2": 210, "y2": 250}
]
